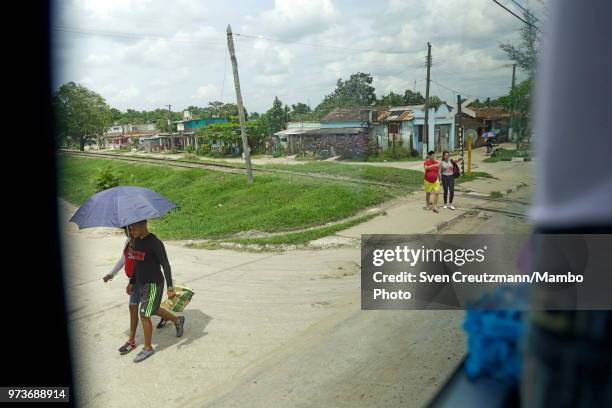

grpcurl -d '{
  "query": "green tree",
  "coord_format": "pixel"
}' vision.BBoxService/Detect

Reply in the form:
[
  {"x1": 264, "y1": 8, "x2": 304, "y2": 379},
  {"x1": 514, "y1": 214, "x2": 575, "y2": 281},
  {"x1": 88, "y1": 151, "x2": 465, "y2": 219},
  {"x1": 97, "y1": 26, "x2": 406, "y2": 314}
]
[
  {"x1": 266, "y1": 97, "x2": 287, "y2": 134},
  {"x1": 403, "y1": 89, "x2": 426, "y2": 105},
  {"x1": 290, "y1": 102, "x2": 311, "y2": 115},
  {"x1": 155, "y1": 118, "x2": 176, "y2": 133},
  {"x1": 499, "y1": 79, "x2": 533, "y2": 148},
  {"x1": 52, "y1": 82, "x2": 112, "y2": 150},
  {"x1": 499, "y1": 8, "x2": 540, "y2": 78},
  {"x1": 376, "y1": 91, "x2": 405, "y2": 107},
  {"x1": 499, "y1": 6, "x2": 541, "y2": 147},
  {"x1": 428, "y1": 95, "x2": 443, "y2": 109},
  {"x1": 110, "y1": 108, "x2": 122, "y2": 123},
  {"x1": 315, "y1": 72, "x2": 377, "y2": 117},
  {"x1": 206, "y1": 101, "x2": 248, "y2": 119}
]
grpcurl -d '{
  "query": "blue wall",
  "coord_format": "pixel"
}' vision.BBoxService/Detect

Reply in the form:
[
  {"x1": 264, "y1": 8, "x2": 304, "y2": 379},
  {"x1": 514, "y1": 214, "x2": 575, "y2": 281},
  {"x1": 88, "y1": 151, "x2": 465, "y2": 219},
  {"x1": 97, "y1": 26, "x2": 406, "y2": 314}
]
[{"x1": 184, "y1": 118, "x2": 228, "y2": 129}]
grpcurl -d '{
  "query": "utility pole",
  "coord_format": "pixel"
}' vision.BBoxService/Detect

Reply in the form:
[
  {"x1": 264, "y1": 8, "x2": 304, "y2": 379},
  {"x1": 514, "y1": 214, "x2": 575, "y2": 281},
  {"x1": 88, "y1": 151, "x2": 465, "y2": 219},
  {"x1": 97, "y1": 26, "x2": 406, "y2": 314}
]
[
  {"x1": 166, "y1": 104, "x2": 174, "y2": 151},
  {"x1": 457, "y1": 94, "x2": 464, "y2": 175},
  {"x1": 509, "y1": 63, "x2": 517, "y2": 148},
  {"x1": 423, "y1": 42, "x2": 432, "y2": 158},
  {"x1": 227, "y1": 24, "x2": 254, "y2": 184}
]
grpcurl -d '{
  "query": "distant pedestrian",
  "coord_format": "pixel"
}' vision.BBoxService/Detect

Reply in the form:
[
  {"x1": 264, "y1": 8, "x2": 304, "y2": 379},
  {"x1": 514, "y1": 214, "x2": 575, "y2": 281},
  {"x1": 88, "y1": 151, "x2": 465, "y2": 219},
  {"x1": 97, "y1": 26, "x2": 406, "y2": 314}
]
[
  {"x1": 439, "y1": 151, "x2": 462, "y2": 210},
  {"x1": 127, "y1": 220, "x2": 185, "y2": 363},
  {"x1": 423, "y1": 150, "x2": 441, "y2": 213},
  {"x1": 485, "y1": 129, "x2": 495, "y2": 154}
]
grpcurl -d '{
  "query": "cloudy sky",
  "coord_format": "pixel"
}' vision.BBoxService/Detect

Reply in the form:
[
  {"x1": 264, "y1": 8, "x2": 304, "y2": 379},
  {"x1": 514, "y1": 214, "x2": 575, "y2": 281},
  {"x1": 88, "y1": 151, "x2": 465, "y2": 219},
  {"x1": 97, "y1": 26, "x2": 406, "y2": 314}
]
[{"x1": 53, "y1": 0, "x2": 543, "y2": 114}]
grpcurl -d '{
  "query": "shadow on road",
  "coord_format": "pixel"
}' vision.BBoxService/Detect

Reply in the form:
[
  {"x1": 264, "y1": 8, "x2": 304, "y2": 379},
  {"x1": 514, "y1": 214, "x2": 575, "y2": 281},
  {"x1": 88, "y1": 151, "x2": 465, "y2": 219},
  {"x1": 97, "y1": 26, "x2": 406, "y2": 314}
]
[{"x1": 124, "y1": 309, "x2": 213, "y2": 352}]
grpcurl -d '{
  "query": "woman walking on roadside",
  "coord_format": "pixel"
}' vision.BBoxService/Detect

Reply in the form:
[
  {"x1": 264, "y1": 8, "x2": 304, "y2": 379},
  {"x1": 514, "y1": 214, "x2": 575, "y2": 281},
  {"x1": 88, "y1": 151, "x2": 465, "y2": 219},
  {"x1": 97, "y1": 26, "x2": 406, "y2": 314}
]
[
  {"x1": 440, "y1": 150, "x2": 462, "y2": 210},
  {"x1": 423, "y1": 150, "x2": 441, "y2": 213}
]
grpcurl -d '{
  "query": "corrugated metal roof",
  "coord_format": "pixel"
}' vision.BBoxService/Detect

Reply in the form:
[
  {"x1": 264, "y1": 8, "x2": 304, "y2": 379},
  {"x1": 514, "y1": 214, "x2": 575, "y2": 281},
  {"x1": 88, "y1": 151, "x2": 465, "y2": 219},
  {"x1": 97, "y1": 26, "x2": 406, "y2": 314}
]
[
  {"x1": 375, "y1": 111, "x2": 390, "y2": 121},
  {"x1": 275, "y1": 127, "x2": 365, "y2": 136},
  {"x1": 373, "y1": 106, "x2": 416, "y2": 122},
  {"x1": 321, "y1": 107, "x2": 370, "y2": 122}
]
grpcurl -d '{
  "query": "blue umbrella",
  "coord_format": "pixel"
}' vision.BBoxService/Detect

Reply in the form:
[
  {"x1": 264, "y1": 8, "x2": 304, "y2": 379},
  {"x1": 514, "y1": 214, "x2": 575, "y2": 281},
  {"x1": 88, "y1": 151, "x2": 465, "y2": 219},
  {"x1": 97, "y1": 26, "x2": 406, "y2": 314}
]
[
  {"x1": 483, "y1": 131, "x2": 496, "y2": 138},
  {"x1": 69, "y1": 186, "x2": 177, "y2": 229}
]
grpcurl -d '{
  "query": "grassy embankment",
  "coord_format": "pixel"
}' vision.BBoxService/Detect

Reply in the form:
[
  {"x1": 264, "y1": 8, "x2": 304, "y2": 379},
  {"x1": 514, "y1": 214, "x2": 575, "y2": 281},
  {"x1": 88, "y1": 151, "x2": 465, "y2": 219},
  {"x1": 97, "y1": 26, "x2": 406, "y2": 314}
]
[
  {"x1": 59, "y1": 155, "x2": 492, "y2": 244},
  {"x1": 58, "y1": 155, "x2": 398, "y2": 241}
]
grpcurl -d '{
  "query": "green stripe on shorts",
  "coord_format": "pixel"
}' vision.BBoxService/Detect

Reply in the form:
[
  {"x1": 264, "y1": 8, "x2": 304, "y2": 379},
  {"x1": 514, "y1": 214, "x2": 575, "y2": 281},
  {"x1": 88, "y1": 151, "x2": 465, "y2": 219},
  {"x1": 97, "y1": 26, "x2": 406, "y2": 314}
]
[{"x1": 146, "y1": 284, "x2": 157, "y2": 316}]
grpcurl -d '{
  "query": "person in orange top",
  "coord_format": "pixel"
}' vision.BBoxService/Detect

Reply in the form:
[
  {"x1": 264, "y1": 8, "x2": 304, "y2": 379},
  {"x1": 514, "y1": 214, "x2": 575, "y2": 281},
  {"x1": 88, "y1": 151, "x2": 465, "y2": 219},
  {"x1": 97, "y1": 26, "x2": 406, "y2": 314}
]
[{"x1": 423, "y1": 150, "x2": 441, "y2": 213}]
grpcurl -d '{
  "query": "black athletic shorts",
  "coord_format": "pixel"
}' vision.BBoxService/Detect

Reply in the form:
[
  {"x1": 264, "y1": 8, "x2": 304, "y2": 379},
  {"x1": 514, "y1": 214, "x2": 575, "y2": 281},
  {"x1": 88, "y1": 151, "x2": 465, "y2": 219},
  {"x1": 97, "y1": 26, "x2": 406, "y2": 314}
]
[{"x1": 139, "y1": 282, "x2": 163, "y2": 317}]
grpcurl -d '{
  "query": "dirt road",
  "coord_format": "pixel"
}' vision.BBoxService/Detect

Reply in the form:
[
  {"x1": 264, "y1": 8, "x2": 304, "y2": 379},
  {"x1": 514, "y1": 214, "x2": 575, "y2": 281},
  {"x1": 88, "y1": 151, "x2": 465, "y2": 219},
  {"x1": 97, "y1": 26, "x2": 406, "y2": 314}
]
[{"x1": 62, "y1": 202, "x2": 463, "y2": 408}]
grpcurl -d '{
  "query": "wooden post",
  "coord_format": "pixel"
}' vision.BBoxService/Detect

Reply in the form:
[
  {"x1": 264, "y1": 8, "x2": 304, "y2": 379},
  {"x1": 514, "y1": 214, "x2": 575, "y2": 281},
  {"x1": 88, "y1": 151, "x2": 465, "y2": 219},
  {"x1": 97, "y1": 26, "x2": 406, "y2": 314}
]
[{"x1": 227, "y1": 25, "x2": 254, "y2": 184}]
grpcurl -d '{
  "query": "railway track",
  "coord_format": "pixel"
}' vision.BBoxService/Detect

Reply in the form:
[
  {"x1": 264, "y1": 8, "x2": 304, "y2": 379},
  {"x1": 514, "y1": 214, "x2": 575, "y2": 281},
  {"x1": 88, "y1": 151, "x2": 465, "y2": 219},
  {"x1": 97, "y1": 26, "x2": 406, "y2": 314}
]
[{"x1": 60, "y1": 150, "x2": 400, "y2": 188}]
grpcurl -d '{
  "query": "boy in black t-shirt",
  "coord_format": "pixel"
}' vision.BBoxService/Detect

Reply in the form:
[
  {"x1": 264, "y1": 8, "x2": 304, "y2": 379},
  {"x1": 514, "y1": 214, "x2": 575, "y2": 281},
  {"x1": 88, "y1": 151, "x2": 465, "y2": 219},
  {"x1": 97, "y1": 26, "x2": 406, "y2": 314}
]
[{"x1": 127, "y1": 219, "x2": 185, "y2": 363}]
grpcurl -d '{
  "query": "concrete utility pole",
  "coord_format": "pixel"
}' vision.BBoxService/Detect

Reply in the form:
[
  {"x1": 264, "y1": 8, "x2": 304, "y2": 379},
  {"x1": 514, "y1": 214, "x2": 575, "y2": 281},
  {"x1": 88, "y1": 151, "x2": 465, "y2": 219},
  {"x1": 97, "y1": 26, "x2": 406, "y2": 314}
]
[
  {"x1": 167, "y1": 104, "x2": 174, "y2": 151},
  {"x1": 457, "y1": 94, "x2": 464, "y2": 175},
  {"x1": 227, "y1": 24, "x2": 254, "y2": 184},
  {"x1": 423, "y1": 42, "x2": 432, "y2": 157}
]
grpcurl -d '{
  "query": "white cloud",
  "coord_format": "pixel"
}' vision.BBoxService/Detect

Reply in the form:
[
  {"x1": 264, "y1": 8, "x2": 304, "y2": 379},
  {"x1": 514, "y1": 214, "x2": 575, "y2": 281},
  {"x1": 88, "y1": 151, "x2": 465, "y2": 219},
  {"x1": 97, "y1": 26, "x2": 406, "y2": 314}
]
[
  {"x1": 115, "y1": 84, "x2": 141, "y2": 102},
  {"x1": 85, "y1": 53, "x2": 111, "y2": 65},
  {"x1": 244, "y1": 0, "x2": 338, "y2": 40},
  {"x1": 194, "y1": 84, "x2": 219, "y2": 100},
  {"x1": 55, "y1": 0, "x2": 541, "y2": 112}
]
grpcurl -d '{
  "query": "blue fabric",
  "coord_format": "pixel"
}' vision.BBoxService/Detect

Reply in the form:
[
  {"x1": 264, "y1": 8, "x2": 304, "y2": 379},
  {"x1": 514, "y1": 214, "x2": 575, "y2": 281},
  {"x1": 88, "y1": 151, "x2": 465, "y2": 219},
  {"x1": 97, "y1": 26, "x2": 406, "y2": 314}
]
[
  {"x1": 463, "y1": 285, "x2": 529, "y2": 384},
  {"x1": 69, "y1": 186, "x2": 176, "y2": 229},
  {"x1": 129, "y1": 280, "x2": 142, "y2": 305}
]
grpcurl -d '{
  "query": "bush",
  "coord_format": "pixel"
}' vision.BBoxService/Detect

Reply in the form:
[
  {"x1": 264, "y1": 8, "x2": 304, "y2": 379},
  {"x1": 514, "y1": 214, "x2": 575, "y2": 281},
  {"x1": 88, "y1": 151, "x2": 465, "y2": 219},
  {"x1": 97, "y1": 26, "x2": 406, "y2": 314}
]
[
  {"x1": 385, "y1": 147, "x2": 413, "y2": 160},
  {"x1": 94, "y1": 166, "x2": 121, "y2": 192},
  {"x1": 197, "y1": 144, "x2": 210, "y2": 156},
  {"x1": 185, "y1": 145, "x2": 195, "y2": 154},
  {"x1": 272, "y1": 150, "x2": 284, "y2": 158},
  {"x1": 316, "y1": 150, "x2": 332, "y2": 160}
]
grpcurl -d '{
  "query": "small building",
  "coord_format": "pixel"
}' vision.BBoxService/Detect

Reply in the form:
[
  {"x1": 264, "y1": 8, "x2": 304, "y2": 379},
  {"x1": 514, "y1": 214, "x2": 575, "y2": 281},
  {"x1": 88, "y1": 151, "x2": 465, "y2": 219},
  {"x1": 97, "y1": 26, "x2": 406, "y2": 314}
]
[
  {"x1": 471, "y1": 107, "x2": 510, "y2": 142},
  {"x1": 274, "y1": 108, "x2": 371, "y2": 157},
  {"x1": 172, "y1": 114, "x2": 228, "y2": 149},
  {"x1": 370, "y1": 103, "x2": 457, "y2": 154},
  {"x1": 102, "y1": 123, "x2": 156, "y2": 149}
]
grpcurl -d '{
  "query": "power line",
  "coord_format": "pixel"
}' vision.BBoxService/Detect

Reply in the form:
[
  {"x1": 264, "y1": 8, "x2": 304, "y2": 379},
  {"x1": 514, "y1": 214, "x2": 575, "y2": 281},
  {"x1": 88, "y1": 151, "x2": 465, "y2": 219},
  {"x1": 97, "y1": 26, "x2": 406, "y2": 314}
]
[
  {"x1": 509, "y1": 0, "x2": 541, "y2": 24},
  {"x1": 234, "y1": 32, "x2": 411, "y2": 55},
  {"x1": 53, "y1": 26, "x2": 227, "y2": 47},
  {"x1": 490, "y1": 0, "x2": 543, "y2": 33},
  {"x1": 430, "y1": 79, "x2": 504, "y2": 100}
]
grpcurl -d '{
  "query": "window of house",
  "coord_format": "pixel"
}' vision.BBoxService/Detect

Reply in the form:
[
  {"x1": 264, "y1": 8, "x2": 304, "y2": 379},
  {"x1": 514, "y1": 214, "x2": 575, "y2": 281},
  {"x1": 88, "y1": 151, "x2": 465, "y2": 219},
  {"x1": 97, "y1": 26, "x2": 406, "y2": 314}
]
[{"x1": 416, "y1": 125, "x2": 423, "y2": 142}]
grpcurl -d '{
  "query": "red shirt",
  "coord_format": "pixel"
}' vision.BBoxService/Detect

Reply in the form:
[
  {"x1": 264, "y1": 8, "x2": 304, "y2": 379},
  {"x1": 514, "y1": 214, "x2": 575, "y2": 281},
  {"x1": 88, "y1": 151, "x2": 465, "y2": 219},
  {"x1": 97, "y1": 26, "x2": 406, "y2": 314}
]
[
  {"x1": 123, "y1": 244, "x2": 135, "y2": 278},
  {"x1": 424, "y1": 159, "x2": 439, "y2": 183}
]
